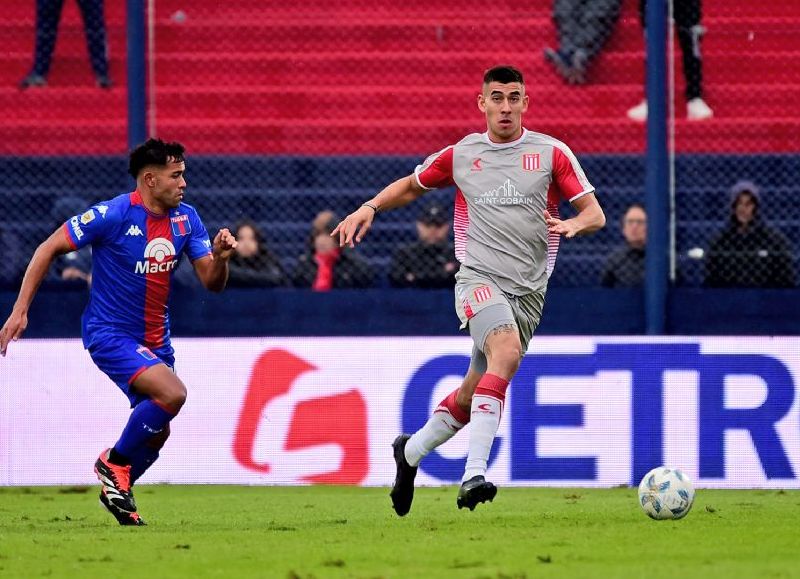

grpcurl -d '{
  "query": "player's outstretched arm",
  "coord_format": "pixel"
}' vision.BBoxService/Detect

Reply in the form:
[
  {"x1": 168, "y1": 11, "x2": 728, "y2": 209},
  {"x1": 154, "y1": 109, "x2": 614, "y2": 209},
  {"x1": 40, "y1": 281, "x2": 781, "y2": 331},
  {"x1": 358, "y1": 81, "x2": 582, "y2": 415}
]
[
  {"x1": 331, "y1": 175, "x2": 426, "y2": 248},
  {"x1": 0, "y1": 228, "x2": 74, "y2": 356},
  {"x1": 193, "y1": 228, "x2": 238, "y2": 293},
  {"x1": 544, "y1": 193, "x2": 606, "y2": 239}
]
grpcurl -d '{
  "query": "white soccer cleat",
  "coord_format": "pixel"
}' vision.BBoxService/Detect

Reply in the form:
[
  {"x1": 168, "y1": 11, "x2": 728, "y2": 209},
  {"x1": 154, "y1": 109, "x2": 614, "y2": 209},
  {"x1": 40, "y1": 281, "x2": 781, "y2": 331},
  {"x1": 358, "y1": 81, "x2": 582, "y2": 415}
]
[
  {"x1": 687, "y1": 98, "x2": 713, "y2": 121},
  {"x1": 627, "y1": 100, "x2": 648, "y2": 122}
]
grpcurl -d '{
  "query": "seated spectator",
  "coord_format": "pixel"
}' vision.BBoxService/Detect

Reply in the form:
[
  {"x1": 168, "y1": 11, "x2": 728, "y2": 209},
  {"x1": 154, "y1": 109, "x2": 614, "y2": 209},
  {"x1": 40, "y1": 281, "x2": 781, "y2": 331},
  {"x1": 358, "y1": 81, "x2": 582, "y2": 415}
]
[
  {"x1": 543, "y1": 0, "x2": 622, "y2": 85},
  {"x1": 292, "y1": 210, "x2": 373, "y2": 290},
  {"x1": 227, "y1": 220, "x2": 287, "y2": 288},
  {"x1": 0, "y1": 224, "x2": 26, "y2": 290},
  {"x1": 389, "y1": 203, "x2": 457, "y2": 289},
  {"x1": 601, "y1": 203, "x2": 646, "y2": 287},
  {"x1": 51, "y1": 196, "x2": 93, "y2": 288},
  {"x1": 705, "y1": 181, "x2": 796, "y2": 288}
]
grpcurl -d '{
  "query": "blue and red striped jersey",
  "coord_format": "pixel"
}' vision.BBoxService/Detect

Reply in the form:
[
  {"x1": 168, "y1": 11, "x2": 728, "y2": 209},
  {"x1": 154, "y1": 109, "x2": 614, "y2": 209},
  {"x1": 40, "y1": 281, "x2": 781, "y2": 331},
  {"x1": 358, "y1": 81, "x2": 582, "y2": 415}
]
[{"x1": 63, "y1": 190, "x2": 212, "y2": 352}]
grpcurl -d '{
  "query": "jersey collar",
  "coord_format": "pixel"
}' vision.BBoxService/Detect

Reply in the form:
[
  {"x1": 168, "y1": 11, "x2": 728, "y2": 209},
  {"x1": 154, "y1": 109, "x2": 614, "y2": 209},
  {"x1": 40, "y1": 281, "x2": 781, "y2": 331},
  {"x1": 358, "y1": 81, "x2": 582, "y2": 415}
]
[
  {"x1": 130, "y1": 190, "x2": 170, "y2": 219},
  {"x1": 482, "y1": 128, "x2": 528, "y2": 149}
]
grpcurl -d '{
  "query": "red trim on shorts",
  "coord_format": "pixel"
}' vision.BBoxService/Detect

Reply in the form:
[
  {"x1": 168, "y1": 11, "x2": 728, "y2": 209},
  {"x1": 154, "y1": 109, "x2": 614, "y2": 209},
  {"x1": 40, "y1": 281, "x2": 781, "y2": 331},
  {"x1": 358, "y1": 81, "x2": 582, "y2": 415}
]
[{"x1": 128, "y1": 366, "x2": 149, "y2": 385}]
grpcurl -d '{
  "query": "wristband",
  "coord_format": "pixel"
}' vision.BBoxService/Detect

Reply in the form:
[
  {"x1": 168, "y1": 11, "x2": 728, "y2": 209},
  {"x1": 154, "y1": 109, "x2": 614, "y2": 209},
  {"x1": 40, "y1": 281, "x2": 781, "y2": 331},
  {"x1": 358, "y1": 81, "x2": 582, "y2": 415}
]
[{"x1": 362, "y1": 202, "x2": 378, "y2": 214}]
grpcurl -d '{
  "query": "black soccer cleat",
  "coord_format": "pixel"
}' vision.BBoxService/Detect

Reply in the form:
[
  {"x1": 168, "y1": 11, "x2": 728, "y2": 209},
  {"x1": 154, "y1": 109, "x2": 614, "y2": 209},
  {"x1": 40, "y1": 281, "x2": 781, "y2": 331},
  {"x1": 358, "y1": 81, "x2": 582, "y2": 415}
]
[
  {"x1": 99, "y1": 491, "x2": 146, "y2": 526},
  {"x1": 94, "y1": 449, "x2": 138, "y2": 516},
  {"x1": 457, "y1": 475, "x2": 497, "y2": 511},
  {"x1": 390, "y1": 434, "x2": 418, "y2": 517}
]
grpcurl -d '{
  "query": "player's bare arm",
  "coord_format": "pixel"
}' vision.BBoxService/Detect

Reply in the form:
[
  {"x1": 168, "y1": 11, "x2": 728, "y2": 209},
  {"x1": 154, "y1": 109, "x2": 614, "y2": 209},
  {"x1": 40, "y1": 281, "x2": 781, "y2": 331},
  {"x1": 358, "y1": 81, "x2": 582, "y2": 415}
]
[
  {"x1": 332, "y1": 175, "x2": 427, "y2": 248},
  {"x1": 0, "y1": 227, "x2": 74, "y2": 356},
  {"x1": 192, "y1": 228, "x2": 238, "y2": 293},
  {"x1": 544, "y1": 193, "x2": 606, "y2": 239}
]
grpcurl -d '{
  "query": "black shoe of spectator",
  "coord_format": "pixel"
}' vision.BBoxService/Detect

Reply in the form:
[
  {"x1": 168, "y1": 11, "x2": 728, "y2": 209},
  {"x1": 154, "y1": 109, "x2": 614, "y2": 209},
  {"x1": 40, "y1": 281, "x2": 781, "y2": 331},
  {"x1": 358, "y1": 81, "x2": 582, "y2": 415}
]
[
  {"x1": 543, "y1": 47, "x2": 574, "y2": 84},
  {"x1": 97, "y1": 75, "x2": 113, "y2": 89},
  {"x1": 19, "y1": 74, "x2": 47, "y2": 90},
  {"x1": 568, "y1": 49, "x2": 588, "y2": 85}
]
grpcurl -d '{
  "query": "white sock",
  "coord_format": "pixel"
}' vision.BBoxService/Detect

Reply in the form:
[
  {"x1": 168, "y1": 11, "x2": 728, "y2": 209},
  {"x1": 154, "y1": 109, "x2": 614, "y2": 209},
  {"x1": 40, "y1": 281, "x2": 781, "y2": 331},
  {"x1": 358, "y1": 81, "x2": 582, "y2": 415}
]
[
  {"x1": 463, "y1": 394, "x2": 503, "y2": 481},
  {"x1": 404, "y1": 410, "x2": 465, "y2": 467}
]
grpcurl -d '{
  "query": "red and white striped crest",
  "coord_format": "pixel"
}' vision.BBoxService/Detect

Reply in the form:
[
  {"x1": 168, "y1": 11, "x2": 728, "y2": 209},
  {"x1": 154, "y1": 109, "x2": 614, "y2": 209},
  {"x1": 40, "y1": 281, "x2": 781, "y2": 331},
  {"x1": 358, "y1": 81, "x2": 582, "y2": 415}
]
[
  {"x1": 522, "y1": 153, "x2": 540, "y2": 171},
  {"x1": 473, "y1": 286, "x2": 493, "y2": 304}
]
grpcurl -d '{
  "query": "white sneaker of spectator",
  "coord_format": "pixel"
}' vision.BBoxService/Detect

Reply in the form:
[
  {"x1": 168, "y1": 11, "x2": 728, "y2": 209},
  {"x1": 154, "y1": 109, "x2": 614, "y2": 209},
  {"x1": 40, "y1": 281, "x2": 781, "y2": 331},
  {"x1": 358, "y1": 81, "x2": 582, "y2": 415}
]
[
  {"x1": 686, "y1": 98, "x2": 713, "y2": 121},
  {"x1": 627, "y1": 100, "x2": 648, "y2": 122}
]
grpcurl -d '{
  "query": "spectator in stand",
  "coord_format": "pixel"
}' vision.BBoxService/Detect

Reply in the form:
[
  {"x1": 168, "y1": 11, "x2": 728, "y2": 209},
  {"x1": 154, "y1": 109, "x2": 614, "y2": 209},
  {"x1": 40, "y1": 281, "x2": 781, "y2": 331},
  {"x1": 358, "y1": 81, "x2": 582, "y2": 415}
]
[
  {"x1": 705, "y1": 181, "x2": 796, "y2": 288},
  {"x1": 390, "y1": 202, "x2": 457, "y2": 289},
  {"x1": 543, "y1": 0, "x2": 623, "y2": 85},
  {"x1": 0, "y1": 225, "x2": 26, "y2": 290},
  {"x1": 20, "y1": 0, "x2": 112, "y2": 89},
  {"x1": 227, "y1": 220, "x2": 287, "y2": 288},
  {"x1": 292, "y1": 210, "x2": 373, "y2": 290},
  {"x1": 50, "y1": 196, "x2": 93, "y2": 288},
  {"x1": 627, "y1": 0, "x2": 713, "y2": 121},
  {"x1": 601, "y1": 203, "x2": 646, "y2": 287}
]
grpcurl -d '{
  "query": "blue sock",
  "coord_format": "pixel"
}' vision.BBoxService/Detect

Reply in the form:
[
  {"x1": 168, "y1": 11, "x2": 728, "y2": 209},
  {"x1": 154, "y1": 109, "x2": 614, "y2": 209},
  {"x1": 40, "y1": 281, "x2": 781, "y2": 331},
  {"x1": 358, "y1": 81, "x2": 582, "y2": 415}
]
[
  {"x1": 113, "y1": 400, "x2": 174, "y2": 460},
  {"x1": 129, "y1": 447, "x2": 160, "y2": 484}
]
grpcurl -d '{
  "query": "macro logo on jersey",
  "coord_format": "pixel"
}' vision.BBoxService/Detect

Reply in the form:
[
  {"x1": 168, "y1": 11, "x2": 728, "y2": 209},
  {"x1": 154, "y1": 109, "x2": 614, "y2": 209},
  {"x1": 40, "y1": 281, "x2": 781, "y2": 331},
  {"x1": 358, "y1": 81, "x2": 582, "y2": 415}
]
[
  {"x1": 522, "y1": 153, "x2": 541, "y2": 171},
  {"x1": 476, "y1": 179, "x2": 532, "y2": 206},
  {"x1": 135, "y1": 237, "x2": 177, "y2": 274},
  {"x1": 170, "y1": 214, "x2": 192, "y2": 237}
]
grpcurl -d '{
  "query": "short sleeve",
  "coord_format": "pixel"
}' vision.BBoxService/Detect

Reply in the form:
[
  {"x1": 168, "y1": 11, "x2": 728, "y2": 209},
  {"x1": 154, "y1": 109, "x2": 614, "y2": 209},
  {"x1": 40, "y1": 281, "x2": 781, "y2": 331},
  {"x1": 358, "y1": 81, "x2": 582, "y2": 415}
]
[
  {"x1": 62, "y1": 204, "x2": 117, "y2": 250},
  {"x1": 414, "y1": 146, "x2": 455, "y2": 190},
  {"x1": 551, "y1": 145, "x2": 594, "y2": 202},
  {"x1": 185, "y1": 209, "x2": 212, "y2": 262}
]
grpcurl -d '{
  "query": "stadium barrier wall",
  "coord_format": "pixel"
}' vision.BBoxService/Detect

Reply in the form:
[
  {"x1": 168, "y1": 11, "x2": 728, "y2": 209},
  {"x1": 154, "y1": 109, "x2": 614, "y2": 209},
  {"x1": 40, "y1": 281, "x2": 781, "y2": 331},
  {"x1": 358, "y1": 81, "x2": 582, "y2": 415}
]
[{"x1": 2, "y1": 336, "x2": 799, "y2": 489}]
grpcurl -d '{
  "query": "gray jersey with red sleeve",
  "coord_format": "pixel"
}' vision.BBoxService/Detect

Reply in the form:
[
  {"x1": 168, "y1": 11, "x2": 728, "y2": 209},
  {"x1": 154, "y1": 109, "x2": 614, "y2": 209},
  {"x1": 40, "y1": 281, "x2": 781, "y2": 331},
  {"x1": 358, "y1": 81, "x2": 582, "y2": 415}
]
[{"x1": 413, "y1": 129, "x2": 594, "y2": 295}]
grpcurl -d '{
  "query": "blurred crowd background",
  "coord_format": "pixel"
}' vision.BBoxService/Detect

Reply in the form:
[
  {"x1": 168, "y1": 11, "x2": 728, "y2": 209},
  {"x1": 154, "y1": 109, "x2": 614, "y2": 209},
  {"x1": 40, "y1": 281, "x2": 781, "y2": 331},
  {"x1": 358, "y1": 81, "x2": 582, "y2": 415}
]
[{"x1": 1, "y1": 0, "x2": 798, "y2": 296}]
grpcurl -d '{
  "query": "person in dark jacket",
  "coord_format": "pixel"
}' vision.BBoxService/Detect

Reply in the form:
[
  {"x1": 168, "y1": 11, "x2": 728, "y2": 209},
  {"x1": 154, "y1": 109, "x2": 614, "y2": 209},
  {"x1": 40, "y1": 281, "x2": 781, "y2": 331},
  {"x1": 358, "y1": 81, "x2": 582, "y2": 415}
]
[
  {"x1": 293, "y1": 210, "x2": 373, "y2": 290},
  {"x1": 227, "y1": 220, "x2": 287, "y2": 288},
  {"x1": 390, "y1": 202, "x2": 457, "y2": 289},
  {"x1": 601, "y1": 203, "x2": 646, "y2": 287},
  {"x1": 705, "y1": 181, "x2": 796, "y2": 288}
]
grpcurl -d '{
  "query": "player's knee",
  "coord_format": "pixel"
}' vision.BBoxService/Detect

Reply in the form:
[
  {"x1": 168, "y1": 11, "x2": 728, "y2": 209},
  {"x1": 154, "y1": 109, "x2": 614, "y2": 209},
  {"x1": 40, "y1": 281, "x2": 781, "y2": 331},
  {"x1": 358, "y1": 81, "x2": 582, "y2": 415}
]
[
  {"x1": 157, "y1": 383, "x2": 187, "y2": 413},
  {"x1": 487, "y1": 343, "x2": 522, "y2": 375}
]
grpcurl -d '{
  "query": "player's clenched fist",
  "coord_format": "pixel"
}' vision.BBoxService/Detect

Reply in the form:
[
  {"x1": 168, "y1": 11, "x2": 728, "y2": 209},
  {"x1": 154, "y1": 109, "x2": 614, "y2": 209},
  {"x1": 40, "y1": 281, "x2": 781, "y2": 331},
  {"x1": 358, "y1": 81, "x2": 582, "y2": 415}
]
[
  {"x1": 0, "y1": 309, "x2": 27, "y2": 357},
  {"x1": 212, "y1": 228, "x2": 238, "y2": 259}
]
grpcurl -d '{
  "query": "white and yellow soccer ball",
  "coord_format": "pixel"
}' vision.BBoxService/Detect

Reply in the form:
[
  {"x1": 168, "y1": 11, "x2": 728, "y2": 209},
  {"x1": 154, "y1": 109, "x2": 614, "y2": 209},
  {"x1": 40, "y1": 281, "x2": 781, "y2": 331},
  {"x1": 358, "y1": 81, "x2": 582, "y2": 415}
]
[{"x1": 638, "y1": 466, "x2": 695, "y2": 520}]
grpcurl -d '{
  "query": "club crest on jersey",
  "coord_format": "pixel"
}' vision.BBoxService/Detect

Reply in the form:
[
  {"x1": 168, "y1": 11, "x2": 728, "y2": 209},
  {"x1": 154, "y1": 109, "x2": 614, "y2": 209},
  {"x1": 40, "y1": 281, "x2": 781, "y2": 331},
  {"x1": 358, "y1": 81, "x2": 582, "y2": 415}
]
[
  {"x1": 136, "y1": 346, "x2": 158, "y2": 361},
  {"x1": 471, "y1": 158, "x2": 483, "y2": 172},
  {"x1": 80, "y1": 209, "x2": 95, "y2": 224},
  {"x1": 473, "y1": 286, "x2": 493, "y2": 304},
  {"x1": 522, "y1": 153, "x2": 541, "y2": 172},
  {"x1": 170, "y1": 214, "x2": 191, "y2": 237}
]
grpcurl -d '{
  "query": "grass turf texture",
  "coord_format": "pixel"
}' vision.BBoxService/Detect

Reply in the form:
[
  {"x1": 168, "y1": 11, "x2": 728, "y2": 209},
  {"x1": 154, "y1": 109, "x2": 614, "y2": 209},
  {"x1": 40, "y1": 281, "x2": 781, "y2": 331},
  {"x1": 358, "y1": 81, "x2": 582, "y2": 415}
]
[{"x1": 0, "y1": 485, "x2": 798, "y2": 578}]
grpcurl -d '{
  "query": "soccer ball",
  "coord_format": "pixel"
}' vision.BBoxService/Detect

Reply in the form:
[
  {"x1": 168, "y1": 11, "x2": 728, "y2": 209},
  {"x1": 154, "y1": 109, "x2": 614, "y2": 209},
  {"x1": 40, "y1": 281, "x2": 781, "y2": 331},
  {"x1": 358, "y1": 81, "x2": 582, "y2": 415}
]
[{"x1": 638, "y1": 466, "x2": 695, "y2": 520}]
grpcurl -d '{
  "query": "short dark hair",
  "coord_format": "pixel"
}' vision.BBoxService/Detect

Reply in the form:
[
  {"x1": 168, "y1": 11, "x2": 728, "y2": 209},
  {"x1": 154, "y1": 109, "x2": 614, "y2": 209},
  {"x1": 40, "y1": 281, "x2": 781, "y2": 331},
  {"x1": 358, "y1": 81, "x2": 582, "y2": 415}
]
[
  {"x1": 483, "y1": 65, "x2": 524, "y2": 86},
  {"x1": 128, "y1": 138, "x2": 186, "y2": 178}
]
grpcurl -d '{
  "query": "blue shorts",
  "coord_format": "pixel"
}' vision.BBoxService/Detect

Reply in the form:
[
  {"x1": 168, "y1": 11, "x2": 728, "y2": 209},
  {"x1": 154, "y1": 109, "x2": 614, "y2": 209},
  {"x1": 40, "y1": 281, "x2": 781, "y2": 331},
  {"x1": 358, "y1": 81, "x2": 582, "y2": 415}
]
[{"x1": 86, "y1": 332, "x2": 175, "y2": 407}]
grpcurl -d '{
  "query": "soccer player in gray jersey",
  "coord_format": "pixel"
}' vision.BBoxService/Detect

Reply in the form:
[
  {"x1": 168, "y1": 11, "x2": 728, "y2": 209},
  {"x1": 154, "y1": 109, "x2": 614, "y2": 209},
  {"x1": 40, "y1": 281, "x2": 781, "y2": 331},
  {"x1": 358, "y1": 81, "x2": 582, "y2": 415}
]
[{"x1": 332, "y1": 65, "x2": 606, "y2": 514}]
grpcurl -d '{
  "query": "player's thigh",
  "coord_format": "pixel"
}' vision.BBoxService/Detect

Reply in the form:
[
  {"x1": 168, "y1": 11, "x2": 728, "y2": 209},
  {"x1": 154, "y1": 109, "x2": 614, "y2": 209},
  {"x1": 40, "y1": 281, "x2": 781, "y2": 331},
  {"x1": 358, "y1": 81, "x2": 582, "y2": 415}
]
[
  {"x1": 510, "y1": 289, "x2": 546, "y2": 355},
  {"x1": 131, "y1": 364, "x2": 187, "y2": 411},
  {"x1": 88, "y1": 335, "x2": 176, "y2": 407}
]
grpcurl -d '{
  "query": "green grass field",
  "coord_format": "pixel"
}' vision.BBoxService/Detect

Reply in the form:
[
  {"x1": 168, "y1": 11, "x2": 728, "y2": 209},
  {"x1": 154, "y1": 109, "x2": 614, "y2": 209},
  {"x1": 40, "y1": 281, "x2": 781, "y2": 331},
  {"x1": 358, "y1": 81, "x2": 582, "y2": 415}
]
[{"x1": 0, "y1": 485, "x2": 798, "y2": 578}]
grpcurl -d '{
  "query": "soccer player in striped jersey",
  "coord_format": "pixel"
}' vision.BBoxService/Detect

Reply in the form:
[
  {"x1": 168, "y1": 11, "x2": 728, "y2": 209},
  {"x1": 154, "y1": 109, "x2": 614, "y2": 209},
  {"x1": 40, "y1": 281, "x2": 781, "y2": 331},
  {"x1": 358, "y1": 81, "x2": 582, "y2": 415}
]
[
  {"x1": 333, "y1": 65, "x2": 606, "y2": 515},
  {"x1": 0, "y1": 139, "x2": 237, "y2": 525}
]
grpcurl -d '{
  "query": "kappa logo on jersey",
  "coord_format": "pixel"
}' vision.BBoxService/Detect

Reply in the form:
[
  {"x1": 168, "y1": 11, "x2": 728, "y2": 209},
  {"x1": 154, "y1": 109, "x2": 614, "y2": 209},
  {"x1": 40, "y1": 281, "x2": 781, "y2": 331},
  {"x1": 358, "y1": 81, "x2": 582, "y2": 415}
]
[
  {"x1": 134, "y1": 237, "x2": 177, "y2": 274},
  {"x1": 522, "y1": 153, "x2": 541, "y2": 171},
  {"x1": 136, "y1": 345, "x2": 158, "y2": 361},
  {"x1": 473, "y1": 285, "x2": 493, "y2": 303},
  {"x1": 125, "y1": 224, "x2": 143, "y2": 237},
  {"x1": 69, "y1": 216, "x2": 84, "y2": 240},
  {"x1": 95, "y1": 205, "x2": 109, "y2": 218},
  {"x1": 232, "y1": 349, "x2": 368, "y2": 485},
  {"x1": 471, "y1": 158, "x2": 482, "y2": 172},
  {"x1": 80, "y1": 209, "x2": 95, "y2": 225},
  {"x1": 170, "y1": 214, "x2": 191, "y2": 237}
]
